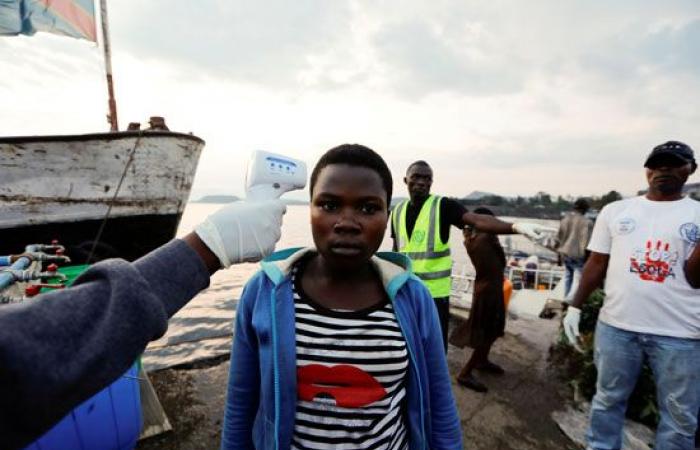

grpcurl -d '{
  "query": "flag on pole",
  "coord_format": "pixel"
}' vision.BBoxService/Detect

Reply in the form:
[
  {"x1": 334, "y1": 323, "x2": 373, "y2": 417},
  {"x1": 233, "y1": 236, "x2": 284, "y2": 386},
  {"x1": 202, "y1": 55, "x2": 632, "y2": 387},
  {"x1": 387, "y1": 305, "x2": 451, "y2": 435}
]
[{"x1": 0, "y1": 0, "x2": 96, "y2": 41}]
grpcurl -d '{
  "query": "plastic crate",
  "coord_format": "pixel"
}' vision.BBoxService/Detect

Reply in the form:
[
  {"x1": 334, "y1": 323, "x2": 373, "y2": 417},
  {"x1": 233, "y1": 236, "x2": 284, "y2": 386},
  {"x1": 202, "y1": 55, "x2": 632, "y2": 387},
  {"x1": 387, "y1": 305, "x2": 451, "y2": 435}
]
[{"x1": 24, "y1": 363, "x2": 142, "y2": 450}]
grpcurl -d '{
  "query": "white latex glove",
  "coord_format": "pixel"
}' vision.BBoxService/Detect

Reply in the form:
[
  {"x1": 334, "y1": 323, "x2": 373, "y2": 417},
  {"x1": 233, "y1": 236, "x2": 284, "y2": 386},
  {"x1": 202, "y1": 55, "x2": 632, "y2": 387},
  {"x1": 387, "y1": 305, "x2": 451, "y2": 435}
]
[
  {"x1": 195, "y1": 200, "x2": 287, "y2": 268},
  {"x1": 512, "y1": 222, "x2": 558, "y2": 241},
  {"x1": 562, "y1": 306, "x2": 583, "y2": 352}
]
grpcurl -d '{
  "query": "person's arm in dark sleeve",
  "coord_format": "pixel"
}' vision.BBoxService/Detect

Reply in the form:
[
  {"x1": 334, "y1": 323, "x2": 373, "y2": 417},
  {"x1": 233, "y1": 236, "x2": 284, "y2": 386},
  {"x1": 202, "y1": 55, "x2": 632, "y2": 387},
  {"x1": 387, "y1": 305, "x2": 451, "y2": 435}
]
[
  {"x1": 0, "y1": 199, "x2": 286, "y2": 449},
  {"x1": 462, "y1": 211, "x2": 517, "y2": 234},
  {"x1": 460, "y1": 205, "x2": 554, "y2": 239},
  {"x1": 685, "y1": 243, "x2": 700, "y2": 288},
  {"x1": 0, "y1": 236, "x2": 212, "y2": 449},
  {"x1": 439, "y1": 197, "x2": 515, "y2": 234},
  {"x1": 442, "y1": 197, "x2": 467, "y2": 231}
]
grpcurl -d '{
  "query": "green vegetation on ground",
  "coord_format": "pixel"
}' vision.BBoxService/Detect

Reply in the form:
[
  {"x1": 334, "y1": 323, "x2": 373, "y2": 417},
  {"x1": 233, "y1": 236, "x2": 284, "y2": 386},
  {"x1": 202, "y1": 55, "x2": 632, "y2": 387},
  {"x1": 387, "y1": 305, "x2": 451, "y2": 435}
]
[{"x1": 550, "y1": 290, "x2": 660, "y2": 428}]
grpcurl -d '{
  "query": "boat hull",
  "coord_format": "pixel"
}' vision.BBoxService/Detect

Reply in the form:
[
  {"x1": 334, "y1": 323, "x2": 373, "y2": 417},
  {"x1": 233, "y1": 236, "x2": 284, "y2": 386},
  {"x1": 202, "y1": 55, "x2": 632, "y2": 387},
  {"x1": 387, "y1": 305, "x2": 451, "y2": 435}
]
[
  {"x1": 1, "y1": 213, "x2": 182, "y2": 262},
  {"x1": 0, "y1": 131, "x2": 205, "y2": 262}
]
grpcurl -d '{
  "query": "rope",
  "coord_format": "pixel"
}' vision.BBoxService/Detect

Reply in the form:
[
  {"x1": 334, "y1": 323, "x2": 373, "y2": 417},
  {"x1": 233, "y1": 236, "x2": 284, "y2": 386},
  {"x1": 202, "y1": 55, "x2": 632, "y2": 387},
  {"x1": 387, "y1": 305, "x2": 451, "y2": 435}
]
[{"x1": 86, "y1": 132, "x2": 143, "y2": 264}]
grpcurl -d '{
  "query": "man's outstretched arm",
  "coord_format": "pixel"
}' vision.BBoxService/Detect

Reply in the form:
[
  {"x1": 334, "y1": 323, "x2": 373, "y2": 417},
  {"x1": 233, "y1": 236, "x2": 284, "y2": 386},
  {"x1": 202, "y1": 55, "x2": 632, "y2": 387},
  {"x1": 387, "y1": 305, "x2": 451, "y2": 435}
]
[
  {"x1": 0, "y1": 200, "x2": 286, "y2": 449},
  {"x1": 462, "y1": 212, "x2": 555, "y2": 239},
  {"x1": 462, "y1": 211, "x2": 515, "y2": 234},
  {"x1": 0, "y1": 239, "x2": 211, "y2": 449}
]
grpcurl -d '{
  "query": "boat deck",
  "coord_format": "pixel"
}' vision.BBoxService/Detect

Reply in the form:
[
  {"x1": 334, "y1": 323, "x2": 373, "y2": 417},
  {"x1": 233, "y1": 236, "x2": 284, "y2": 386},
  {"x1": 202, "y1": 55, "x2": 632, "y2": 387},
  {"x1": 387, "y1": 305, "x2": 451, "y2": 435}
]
[{"x1": 450, "y1": 265, "x2": 567, "y2": 321}]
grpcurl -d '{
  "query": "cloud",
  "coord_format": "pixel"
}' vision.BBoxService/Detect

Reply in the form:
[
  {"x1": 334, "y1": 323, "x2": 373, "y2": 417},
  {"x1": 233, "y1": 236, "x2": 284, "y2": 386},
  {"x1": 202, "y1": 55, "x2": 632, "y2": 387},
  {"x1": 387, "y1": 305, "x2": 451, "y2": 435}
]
[
  {"x1": 372, "y1": 20, "x2": 524, "y2": 98},
  {"x1": 107, "y1": 0, "x2": 700, "y2": 105},
  {"x1": 3, "y1": 0, "x2": 700, "y2": 198},
  {"x1": 111, "y1": 0, "x2": 352, "y2": 87},
  {"x1": 468, "y1": 134, "x2": 650, "y2": 169},
  {"x1": 650, "y1": 19, "x2": 700, "y2": 72},
  {"x1": 580, "y1": 18, "x2": 700, "y2": 84}
]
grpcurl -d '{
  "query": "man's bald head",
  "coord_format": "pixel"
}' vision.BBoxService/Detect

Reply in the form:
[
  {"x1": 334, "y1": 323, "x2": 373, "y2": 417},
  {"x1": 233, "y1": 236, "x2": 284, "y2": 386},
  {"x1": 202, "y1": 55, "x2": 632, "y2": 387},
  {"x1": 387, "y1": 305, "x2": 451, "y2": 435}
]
[{"x1": 406, "y1": 160, "x2": 431, "y2": 175}]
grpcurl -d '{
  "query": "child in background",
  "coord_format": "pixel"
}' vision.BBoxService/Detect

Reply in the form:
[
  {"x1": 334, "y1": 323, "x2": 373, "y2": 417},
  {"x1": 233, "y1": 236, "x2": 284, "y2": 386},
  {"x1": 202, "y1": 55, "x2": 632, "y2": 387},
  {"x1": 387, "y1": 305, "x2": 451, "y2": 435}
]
[
  {"x1": 449, "y1": 207, "x2": 507, "y2": 393},
  {"x1": 221, "y1": 144, "x2": 462, "y2": 449}
]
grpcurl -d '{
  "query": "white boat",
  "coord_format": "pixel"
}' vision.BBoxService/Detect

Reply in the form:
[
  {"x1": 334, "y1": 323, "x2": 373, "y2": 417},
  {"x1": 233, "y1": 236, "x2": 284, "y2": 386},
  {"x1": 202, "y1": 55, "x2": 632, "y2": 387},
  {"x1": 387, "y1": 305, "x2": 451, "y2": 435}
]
[
  {"x1": 450, "y1": 261, "x2": 566, "y2": 321},
  {"x1": 0, "y1": 130, "x2": 204, "y2": 262}
]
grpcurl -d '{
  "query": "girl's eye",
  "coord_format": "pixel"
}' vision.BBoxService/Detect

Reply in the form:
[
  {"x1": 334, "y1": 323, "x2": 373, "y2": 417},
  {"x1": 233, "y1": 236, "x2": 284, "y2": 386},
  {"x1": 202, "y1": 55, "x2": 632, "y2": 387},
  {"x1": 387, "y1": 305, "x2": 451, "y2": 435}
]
[
  {"x1": 360, "y1": 203, "x2": 380, "y2": 214},
  {"x1": 320, "y1": 201, "x2": 338, "y2": 212}
]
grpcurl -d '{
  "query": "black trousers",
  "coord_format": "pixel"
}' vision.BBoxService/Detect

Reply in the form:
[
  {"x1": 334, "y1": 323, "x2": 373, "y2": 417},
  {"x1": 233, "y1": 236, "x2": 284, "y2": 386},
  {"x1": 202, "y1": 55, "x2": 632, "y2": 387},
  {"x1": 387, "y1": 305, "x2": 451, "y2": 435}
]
[{"x1": 433, "y1": 296, "x2": 450, "y2": 354}]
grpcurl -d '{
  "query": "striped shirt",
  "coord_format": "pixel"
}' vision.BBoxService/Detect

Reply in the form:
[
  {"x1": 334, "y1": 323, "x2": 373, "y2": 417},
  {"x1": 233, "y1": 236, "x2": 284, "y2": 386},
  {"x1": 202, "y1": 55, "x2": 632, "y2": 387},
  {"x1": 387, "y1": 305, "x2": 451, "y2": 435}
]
[{"x1": 291, "y1": 264, "x2": 409, "y2": 450}]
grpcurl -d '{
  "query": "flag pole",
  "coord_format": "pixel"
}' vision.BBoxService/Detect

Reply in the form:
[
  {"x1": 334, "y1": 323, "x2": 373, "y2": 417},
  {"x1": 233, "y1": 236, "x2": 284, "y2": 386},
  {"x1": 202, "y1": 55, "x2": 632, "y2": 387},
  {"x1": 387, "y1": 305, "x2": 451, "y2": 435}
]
[{"x1": 100, "y1": 0, "x2": 118, "y2": 131}]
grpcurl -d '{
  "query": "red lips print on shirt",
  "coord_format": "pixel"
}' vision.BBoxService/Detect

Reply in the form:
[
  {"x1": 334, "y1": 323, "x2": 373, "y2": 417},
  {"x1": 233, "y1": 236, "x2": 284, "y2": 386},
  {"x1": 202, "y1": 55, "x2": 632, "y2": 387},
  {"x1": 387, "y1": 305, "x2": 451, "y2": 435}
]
[{"x1": 297, "y1": 364, "x2": 387, "y2": 408}]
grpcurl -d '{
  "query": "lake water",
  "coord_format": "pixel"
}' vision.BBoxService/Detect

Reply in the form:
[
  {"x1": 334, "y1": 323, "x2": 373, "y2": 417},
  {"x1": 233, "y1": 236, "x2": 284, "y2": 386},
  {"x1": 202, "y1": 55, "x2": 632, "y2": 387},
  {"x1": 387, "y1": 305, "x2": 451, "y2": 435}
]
[{"x1": 143, "y1": 203, "x2": 559, "y2": 370}]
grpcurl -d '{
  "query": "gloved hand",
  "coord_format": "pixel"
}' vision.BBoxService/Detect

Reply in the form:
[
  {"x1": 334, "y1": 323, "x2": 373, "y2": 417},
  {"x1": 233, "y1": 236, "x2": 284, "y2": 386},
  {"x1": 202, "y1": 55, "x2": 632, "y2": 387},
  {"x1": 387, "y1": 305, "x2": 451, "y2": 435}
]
[
  {"x1": 512, "y1": 222, "x2": 558, "y2": 241},
  {"x1": 195, "y1": 200, "x2": 287, "y2": 268},
  {"x1": 562, "y1": 306, "x2": 583, "y2": 352}
]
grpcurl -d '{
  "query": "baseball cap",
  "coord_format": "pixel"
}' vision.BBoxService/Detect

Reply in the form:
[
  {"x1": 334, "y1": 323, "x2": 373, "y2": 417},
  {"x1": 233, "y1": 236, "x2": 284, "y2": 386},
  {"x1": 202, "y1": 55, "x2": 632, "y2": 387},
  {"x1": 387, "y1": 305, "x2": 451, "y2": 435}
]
[{"x1": 644, "y1": 141, "x2": 696, "y2": 169}]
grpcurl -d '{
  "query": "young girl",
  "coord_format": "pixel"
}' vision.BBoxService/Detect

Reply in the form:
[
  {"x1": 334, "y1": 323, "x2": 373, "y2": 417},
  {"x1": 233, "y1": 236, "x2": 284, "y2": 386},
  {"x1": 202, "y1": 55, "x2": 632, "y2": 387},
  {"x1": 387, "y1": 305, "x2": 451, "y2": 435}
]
[
  {"x1": 221, "y1": 144, "x2": 462, "y2": 449},
  {"x1": 449, "y1": 207, "x2": 507, "y2": 393}
]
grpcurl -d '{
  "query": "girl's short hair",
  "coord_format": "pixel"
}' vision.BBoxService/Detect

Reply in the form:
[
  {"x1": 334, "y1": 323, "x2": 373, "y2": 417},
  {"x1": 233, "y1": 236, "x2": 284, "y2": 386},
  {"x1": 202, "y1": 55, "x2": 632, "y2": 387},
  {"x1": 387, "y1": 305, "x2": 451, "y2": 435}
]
[{"x1": 309, "y1": 144, "x2": 393, "y2": 205}]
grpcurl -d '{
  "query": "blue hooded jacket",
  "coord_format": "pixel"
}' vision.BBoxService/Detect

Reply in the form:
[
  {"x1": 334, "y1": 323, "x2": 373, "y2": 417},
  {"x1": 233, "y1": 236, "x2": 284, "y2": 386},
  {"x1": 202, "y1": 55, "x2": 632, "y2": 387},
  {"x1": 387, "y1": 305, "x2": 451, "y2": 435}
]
[{"x1": 221, "y1": 248, "x2": 463, "y2": 450}]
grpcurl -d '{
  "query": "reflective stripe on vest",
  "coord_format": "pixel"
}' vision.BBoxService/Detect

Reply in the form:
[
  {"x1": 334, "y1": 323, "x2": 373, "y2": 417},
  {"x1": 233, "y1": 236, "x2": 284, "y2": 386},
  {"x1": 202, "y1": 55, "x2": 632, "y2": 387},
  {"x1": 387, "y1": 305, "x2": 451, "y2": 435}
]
[{"x1": 392, "y1": 195, "x2": 452, "y2": 297}]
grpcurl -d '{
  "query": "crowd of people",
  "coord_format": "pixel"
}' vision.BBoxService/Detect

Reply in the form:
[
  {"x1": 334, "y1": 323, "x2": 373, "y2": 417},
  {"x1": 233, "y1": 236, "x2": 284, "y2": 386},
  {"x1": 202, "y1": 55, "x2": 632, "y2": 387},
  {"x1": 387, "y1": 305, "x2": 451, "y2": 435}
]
[{"x1": 0, "y1": 141, "x2": 698, "y2": 450}]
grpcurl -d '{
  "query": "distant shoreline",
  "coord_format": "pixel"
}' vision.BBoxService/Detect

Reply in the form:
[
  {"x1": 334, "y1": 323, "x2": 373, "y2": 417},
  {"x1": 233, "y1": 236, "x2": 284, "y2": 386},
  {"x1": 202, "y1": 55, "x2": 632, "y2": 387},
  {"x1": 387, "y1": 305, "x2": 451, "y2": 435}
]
[
  {"x1": 192, "y1": 195, "x2": 240, "y2": 204},
  {"x1": 191, "y1": 195, "x2": 308, "y2": 205},
  {"x1": 190, "y1": 198, "x2": 562, "y2": 219}
]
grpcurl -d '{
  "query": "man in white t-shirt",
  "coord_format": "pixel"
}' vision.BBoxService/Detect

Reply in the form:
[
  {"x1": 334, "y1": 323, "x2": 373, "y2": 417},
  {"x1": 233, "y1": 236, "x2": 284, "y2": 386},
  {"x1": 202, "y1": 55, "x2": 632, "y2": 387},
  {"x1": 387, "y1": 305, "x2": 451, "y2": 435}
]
[{"x1": 563, "y1": 141, "x2": 700, "y2": 450}]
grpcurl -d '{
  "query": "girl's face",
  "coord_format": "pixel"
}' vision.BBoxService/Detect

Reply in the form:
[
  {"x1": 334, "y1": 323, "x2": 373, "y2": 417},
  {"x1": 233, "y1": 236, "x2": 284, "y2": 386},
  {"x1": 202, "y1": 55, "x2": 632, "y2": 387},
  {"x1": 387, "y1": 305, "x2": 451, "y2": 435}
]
[{"x1": 310, "y1": 164, "x2": 388, "y2": 270}]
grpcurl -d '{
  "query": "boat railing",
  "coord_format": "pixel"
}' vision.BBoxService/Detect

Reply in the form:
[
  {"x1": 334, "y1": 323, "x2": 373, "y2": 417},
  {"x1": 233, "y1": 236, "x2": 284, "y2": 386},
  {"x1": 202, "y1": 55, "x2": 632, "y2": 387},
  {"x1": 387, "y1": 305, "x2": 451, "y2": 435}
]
[
  {"x1": 505, "y1": 265, "x2": 565, "y2": 291},
  {"x1": 451, "y1": 264, "x2": 566, "y2": 295}
]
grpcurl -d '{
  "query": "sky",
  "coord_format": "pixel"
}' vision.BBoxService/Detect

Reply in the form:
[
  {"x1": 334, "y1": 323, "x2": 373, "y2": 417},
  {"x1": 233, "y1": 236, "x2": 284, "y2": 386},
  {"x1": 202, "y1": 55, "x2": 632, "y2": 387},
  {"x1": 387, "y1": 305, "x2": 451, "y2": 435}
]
[{"x1": 2, "y1": 0, "x2": 700, "y2": 201}]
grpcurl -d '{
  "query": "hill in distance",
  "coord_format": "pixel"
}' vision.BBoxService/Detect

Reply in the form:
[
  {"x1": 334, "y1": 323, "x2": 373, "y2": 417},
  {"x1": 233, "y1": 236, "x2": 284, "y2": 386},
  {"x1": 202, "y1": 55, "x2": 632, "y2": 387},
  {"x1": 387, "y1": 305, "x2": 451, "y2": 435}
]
[{"x1": 463, "y1": 190, "x2": 499, "y2": 200}]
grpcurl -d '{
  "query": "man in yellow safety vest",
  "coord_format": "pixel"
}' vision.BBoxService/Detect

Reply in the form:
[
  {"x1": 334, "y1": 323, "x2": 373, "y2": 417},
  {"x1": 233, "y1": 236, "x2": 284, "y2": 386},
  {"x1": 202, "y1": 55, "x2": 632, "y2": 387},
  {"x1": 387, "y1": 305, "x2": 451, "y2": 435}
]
[{"x1": 391, "y1": 161, "x2": 550, "y2": 352}]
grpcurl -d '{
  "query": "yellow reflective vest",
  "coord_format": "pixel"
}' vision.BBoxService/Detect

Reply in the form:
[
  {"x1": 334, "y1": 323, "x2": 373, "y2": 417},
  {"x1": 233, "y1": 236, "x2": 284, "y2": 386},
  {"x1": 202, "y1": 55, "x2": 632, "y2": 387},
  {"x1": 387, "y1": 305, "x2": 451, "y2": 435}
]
[{"x1": 392, "y1": 195, "x2": 452, "y2": 298}]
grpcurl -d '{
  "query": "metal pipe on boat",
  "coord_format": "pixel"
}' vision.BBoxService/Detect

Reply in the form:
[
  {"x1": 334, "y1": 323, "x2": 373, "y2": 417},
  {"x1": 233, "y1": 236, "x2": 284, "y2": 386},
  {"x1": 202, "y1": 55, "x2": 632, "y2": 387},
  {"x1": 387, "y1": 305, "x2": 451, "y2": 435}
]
[
  {"x1": 2, "y1": 268, "x2": 67, "y2": 282},
  {"x1": 25, "y1": 243, "x2": 65, "y2": 254},
  {"x1": 20, "y1": 244, "x2": 71, "y2": 265},
  {"x1": 0, "y1": 256, "x2": 32, "y2": 291}
]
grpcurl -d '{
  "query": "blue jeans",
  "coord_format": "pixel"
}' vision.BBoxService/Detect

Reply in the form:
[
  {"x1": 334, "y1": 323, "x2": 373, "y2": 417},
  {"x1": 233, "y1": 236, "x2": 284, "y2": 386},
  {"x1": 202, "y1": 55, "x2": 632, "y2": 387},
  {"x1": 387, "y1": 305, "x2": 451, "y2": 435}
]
[
  {"x1": 587, "y1": 322, "x2": 700, "y2": 450},
  {"x1": 563, "y1": 256, "x2": 585, "y2": 299}
]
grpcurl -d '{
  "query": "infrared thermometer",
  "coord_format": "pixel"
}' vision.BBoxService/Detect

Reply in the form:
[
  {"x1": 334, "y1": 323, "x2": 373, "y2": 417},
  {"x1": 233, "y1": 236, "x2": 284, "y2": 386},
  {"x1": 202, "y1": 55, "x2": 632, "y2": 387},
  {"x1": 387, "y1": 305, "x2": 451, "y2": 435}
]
[{"x1": 245, "y1": 150, "x2": 307, "y2": 201}]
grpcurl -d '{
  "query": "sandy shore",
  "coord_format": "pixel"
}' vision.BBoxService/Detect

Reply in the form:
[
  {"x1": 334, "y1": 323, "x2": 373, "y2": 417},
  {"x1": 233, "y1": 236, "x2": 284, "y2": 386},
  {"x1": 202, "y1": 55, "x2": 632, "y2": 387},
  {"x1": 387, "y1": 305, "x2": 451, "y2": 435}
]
[{"x1": 137, "y1": 314, "x2": 575, "y2": 450}]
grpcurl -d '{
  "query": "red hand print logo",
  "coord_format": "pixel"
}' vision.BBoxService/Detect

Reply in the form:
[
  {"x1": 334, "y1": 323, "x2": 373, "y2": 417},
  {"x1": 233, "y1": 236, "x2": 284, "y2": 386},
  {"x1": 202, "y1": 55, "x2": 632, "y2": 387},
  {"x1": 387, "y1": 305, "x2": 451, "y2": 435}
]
[{"x1": 630, "y1": 240, "x2": 672, "y2": 283}]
